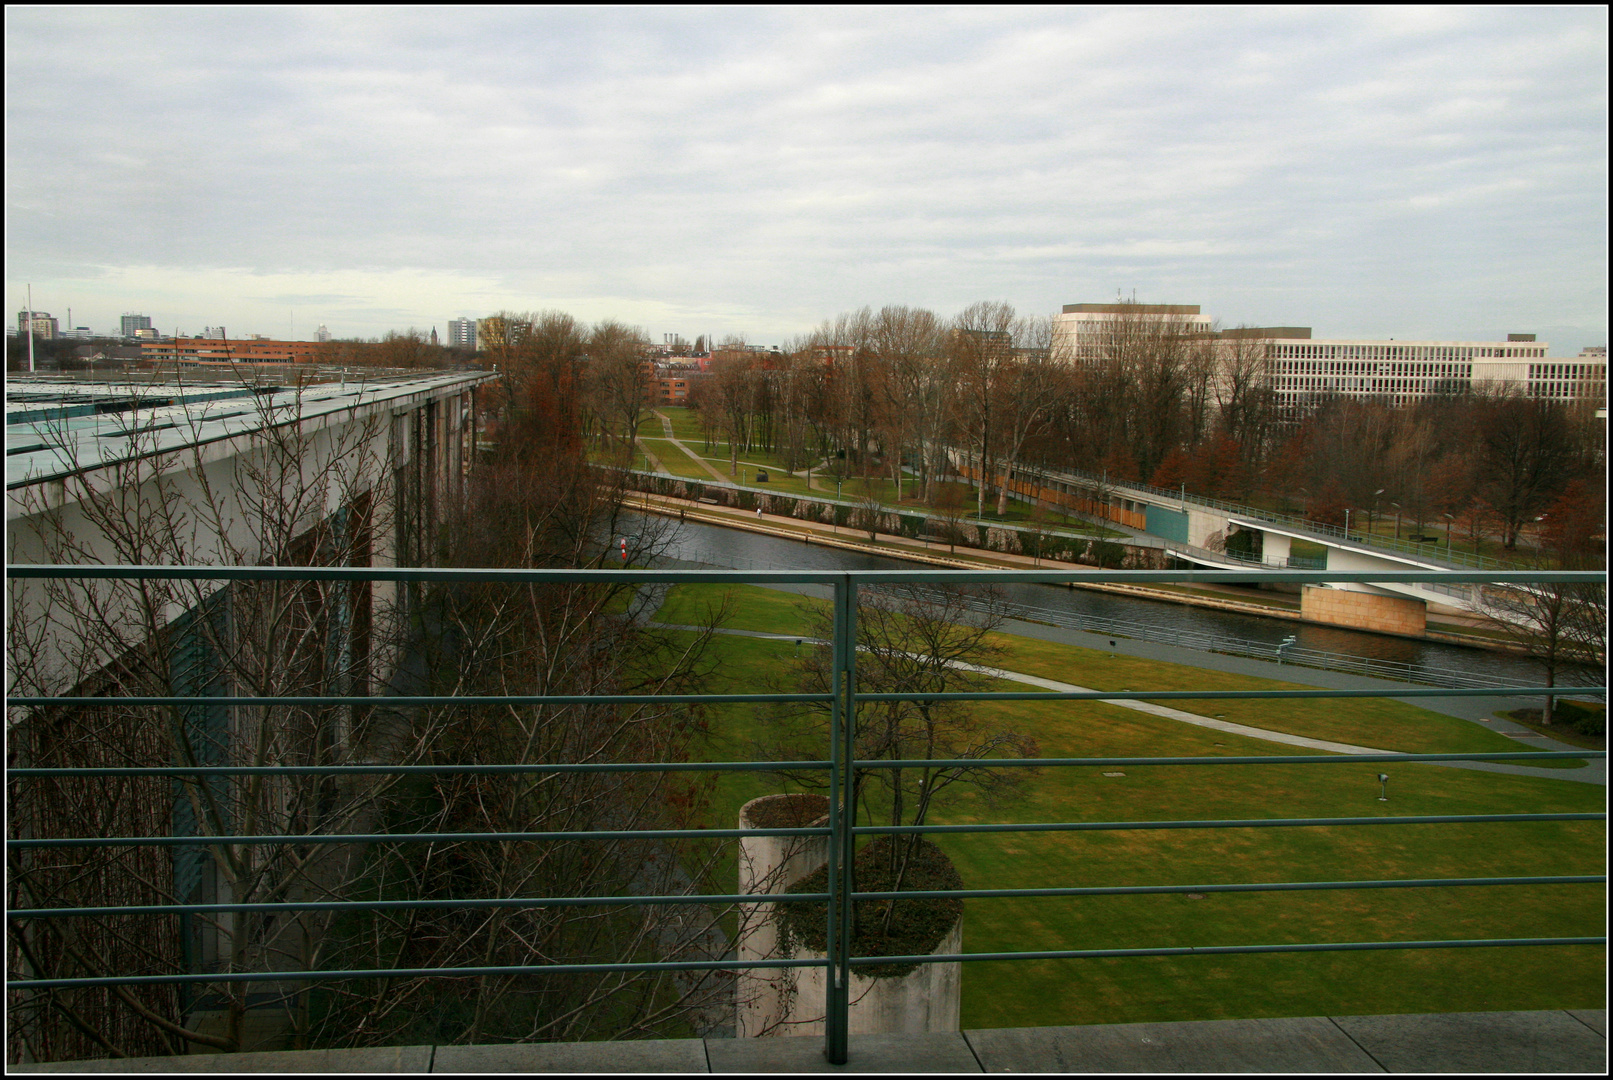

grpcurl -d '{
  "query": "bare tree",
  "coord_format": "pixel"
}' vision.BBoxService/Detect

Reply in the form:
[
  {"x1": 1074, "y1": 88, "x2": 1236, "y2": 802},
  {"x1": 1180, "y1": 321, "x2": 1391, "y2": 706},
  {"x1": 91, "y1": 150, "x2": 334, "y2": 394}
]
[
  {"x1": 1474, "y1": 390, "x2": 1579, "y2": 550},
  {"x1": 7, "y1": 367, "x2": 741, "y2": 1062},
  {"x1": 8, "y1": 380, "x2": 413, "y2": 1060},
  {"x1": 582, "y1": 320, "x2": 651, "y2": 461},
  {"x1": 1479, "y1": 572, "x2": 1602, "y2": 726},
  {"x1": 950, "y1": 302, "x2": 1019, "y2": 520},
  {"x1": 761, "y1": 585, "x2": 1038, "y2": 940}
]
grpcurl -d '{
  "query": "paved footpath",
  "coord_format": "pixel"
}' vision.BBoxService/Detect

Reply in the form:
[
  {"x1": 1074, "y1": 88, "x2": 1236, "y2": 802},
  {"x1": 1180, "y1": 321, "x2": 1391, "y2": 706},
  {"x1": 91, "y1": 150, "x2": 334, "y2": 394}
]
[
  {"x1": 988, "y1": 610, "x2": 1604, "y2": 785},
  {"x1": 657, "y1": 585, "x2": 1604, "y2": 786}
]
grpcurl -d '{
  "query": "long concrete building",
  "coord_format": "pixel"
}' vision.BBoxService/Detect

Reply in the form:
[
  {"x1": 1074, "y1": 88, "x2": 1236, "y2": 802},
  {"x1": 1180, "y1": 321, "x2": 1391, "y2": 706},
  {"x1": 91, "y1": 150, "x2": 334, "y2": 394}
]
[{"x1": 1053, "y1": 303, "x2": 1608, "y2": 413}]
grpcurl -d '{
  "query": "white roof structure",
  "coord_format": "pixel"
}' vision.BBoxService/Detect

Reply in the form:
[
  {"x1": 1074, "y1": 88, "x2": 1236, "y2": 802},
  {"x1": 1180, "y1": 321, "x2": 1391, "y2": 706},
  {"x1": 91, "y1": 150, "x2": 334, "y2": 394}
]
[{"x1": 6, "y1": 370, "x2": 490, "y2": 500}]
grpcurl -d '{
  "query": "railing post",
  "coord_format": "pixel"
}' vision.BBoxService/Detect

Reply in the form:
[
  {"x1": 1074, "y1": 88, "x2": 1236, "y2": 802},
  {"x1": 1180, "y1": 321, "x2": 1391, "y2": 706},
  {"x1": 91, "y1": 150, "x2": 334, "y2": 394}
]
[{"x1": 824, "y1": 574, "x2": 856, "y2": 1064}]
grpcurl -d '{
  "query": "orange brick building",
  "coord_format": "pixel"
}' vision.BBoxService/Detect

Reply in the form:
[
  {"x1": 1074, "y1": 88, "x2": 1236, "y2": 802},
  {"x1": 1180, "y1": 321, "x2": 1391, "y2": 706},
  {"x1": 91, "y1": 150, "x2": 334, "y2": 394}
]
[{"x1": 140, "y1": 337, "x2": 323, "y2": 367}]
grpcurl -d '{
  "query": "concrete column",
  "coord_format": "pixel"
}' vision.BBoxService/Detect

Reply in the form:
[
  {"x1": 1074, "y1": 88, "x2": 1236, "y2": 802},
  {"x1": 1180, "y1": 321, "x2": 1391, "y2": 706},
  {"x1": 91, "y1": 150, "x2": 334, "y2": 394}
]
[{"x1": 1263, "y1": 531, "x2": 1291, "y2": 564}]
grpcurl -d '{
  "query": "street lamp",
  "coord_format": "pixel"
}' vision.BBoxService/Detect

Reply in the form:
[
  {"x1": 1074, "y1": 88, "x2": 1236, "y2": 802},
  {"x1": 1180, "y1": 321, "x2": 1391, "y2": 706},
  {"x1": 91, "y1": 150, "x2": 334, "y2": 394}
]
[
  {"x1": 1389, "y1": 502, "x2": 1402, "y2": 540},
  {"x1": 1344, "y1": 507, "x2": 1351, "y2": 538},
  {"x1": 1443, "y1": 512, "x2": 1456, "y2": 558},
  {"x1": 1370, "y1": 488, "x2": 1384, "y2": 533}
]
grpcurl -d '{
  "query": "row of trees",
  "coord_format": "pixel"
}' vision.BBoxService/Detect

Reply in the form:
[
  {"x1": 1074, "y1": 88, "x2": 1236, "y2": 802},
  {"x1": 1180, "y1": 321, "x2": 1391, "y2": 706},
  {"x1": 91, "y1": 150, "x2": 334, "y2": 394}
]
[{"x1": 668, "y1": 304, "x2": 1601, "y2": 557}]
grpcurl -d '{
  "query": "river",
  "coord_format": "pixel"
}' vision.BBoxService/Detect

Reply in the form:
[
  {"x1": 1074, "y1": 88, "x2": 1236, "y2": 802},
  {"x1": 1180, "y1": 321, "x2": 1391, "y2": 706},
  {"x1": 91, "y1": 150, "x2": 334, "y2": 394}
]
[{"x1": 633, "y1": 514, "x2": 1600, "y2": 690}]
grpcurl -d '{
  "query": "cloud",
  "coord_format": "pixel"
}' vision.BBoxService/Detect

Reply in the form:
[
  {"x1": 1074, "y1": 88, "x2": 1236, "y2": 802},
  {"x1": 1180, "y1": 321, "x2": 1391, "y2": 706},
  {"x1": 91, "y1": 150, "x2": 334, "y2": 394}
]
[{"x1": 4, "y1": 8, "x2": 1605, "y2": 347}]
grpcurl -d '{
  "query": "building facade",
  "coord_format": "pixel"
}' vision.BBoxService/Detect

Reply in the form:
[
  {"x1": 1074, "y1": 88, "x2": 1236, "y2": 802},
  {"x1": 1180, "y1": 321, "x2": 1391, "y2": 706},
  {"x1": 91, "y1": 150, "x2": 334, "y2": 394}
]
[
  {"x1": 140, "y1": 336, "x2": 322, "y2": 367},
  {"x1": 120, "y1": 313, "x2": 153, "y2": 338},
  {"x1": 16, "y1": 310, "x2": 58, "y2": 339},
  {"x1": 1053, "y1": 301, "x2": 1608, "y2": 412},
  {"x1": 447, "y1": 318, "x2": 477, "y2": 350},
  {"x1": 7, "y1": 370, "x2": 491, "y2": 1061}
]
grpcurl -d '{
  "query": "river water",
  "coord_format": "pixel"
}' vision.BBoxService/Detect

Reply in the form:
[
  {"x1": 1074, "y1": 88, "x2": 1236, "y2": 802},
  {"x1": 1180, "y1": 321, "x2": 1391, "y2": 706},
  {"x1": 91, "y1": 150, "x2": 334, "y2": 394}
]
[{"x1": 633, "y1": 515, "x2": 1600, "y2": 690}]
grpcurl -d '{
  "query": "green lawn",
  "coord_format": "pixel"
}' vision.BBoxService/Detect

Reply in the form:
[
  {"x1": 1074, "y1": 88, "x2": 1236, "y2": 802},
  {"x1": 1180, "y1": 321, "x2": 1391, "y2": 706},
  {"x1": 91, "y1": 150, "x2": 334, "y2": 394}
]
[
  {"x1": 637, "y1": 437, "x2": 714, "y2": 479},
  {"x1": 654, "y1": 406, "x2": 713, "y2": 443},
  {"x1": 654, "y1": 583, "x2": 1564, "y2": 759},
  {"x1": 655, "y1": 584, "x2": 1605, "y2": 1028}
]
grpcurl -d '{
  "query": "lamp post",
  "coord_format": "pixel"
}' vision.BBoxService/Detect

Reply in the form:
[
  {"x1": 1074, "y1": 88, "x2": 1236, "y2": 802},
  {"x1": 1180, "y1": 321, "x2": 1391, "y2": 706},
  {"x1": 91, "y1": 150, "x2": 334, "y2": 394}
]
[
  {"x1": 1390, "y1": 502, "x2": 1402, "y2": 540},
  {"x1": 1370, "y1": 488, "x2": 1384, "y2": 534},
  {"x1": 1344, "y1": 507, "x2": 1351, "y2": 539},
  {"x1": 1443, "y1": 512, "x2": 1456, "y2": 559}
]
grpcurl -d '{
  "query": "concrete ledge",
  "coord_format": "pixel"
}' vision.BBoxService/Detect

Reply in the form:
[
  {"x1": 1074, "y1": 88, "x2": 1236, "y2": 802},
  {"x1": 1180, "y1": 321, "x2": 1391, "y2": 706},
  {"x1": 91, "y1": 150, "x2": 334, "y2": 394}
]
[
  {"x1": 707, "y1": 1032, "x2": 981, "y2": 1073},
  {"x1": 13, "y1": 1011, "x2": 1605, "y2": 1073},
  {"x1": 1331, "y1": 1010, "x2": 1609, "y2": 1074},
  {"x1": 964, "y1": 1016, "x2": 1381, "y2": 1073},
  {"x1": 432, "y1": 1038, "x2": 707, "y2": 1073},
  {"x1": 13, "y1": 1044, "x2": 434, "y2": 1073}
]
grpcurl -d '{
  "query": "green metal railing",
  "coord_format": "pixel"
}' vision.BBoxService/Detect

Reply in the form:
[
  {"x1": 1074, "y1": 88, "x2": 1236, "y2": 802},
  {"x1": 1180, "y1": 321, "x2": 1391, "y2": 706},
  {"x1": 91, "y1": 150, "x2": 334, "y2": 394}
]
[{"x1": 6, "y1": 564, "x2": 1606, "y2": 1066}]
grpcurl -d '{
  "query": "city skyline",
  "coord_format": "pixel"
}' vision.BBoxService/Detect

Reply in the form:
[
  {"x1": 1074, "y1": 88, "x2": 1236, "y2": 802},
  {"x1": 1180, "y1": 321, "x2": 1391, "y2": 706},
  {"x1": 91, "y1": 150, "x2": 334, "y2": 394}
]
[{"x1": 5, "y1": 8, "x2": 1608, "y2": 352}]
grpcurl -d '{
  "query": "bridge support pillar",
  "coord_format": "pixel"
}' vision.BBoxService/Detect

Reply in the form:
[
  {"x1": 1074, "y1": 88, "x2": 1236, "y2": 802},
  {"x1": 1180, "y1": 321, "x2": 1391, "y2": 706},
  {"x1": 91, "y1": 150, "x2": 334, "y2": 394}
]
[{"x1": 1301, "y1": 586, "x2": 1426, "y2": 636}]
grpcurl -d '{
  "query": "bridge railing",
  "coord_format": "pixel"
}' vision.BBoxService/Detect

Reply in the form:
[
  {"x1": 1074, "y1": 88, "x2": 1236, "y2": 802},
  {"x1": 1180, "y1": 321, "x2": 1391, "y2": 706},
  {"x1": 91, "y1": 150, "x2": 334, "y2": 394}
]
[
  {"x1": 6, "y1": 565, "x2": 1605, "y2": 1066},
  {"x1": 994, "y1": 459, "x2": 1519, "y2": 570}
]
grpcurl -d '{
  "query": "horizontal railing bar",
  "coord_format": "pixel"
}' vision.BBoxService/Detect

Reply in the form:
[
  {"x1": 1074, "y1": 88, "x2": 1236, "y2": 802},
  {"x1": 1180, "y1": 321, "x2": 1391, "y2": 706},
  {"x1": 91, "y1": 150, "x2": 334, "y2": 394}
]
[
  {"x1": 826, "y1": 752, "x2": 1603, "y2": 768},
  {"x1": 15, "y1": 937, "x2": 1604, "y2": 991},
  {"x1": 845, "y1": 937, "x2": 1608, "y2": 968},
  {"x1": 847, "y1": 875, "x2": 1605, "y2": 902},
  {"x1": 13, "y1": 812, "x2": 1600, "y2": 849},
  {"x1": 855, "y1": 687, "x2": 1607, "y2": 702},
  {"x1": 11, "y1": 891, "x2": 834, "y2": 920},
  {"x1": 8, "y1": 693, "x2": 831, "y2": 708},
  {"x1": 8, "y1": 826, "x2": 832, "y2": 849},
  {"x1": 11, "y1": 956, "x2": 829, "y2": 992},
  {"x1": 853, "y1": 813, "x2": 1603, "y2": 836},
  {"x1": 12, "y1": 687, "x2": 1604, "y2": 711},
  {"x1": 7, "y1": 564, "x2": 1603, "y2": 585},
  {"x1": 9, "y1": 760, "x2": 832, "y2": 778},
  {"x1": 8, "y1": 751, "x2": 1600, "y2": 781},
  {"x1": 15, "y1": 878, "x2": 1600, "y2": 922}
]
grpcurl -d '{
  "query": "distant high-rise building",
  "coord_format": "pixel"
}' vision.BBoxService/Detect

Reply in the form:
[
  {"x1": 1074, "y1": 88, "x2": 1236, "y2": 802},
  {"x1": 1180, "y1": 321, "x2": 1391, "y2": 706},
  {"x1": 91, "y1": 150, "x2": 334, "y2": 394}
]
[
  {"x1": 316, "y1": 324, "x2": 333, "y2": 343},
  {"x1": 61, "y1": 326, "x2": 94, "y2": 341},
  {"x1": 120, "y1": 313, "x2": 153, "y2": 338},
  {"x1": 447, "y1": 318, "x2": 477, "y2": 349},
  {"x1": 17, "y1": 310, "x2": 58, "y2": 339},
  {"x1": 202, "y1": 326, "x2": 227, "y2": 340}
]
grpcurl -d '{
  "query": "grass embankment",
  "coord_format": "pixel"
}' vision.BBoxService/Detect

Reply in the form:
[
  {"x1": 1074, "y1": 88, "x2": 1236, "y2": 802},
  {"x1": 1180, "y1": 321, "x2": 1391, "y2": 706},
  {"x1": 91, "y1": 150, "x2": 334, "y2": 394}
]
[{"x1": 656, "y1": 582, "x2": 1605, "y2": 1029}]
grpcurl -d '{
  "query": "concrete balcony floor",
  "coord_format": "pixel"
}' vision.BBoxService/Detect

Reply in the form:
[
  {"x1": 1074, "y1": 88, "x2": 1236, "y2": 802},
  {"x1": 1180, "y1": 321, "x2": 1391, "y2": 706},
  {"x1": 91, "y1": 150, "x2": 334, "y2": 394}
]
[{"x1": 17, "y1": 1010, "x2": 1605, "y2": 1074}]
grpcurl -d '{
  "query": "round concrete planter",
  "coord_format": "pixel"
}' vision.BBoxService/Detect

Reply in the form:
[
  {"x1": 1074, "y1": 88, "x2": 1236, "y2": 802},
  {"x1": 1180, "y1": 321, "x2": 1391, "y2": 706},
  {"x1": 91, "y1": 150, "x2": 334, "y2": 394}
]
[{"x1": 734, "y1": 794, "x2": 962, "y2": 1038}]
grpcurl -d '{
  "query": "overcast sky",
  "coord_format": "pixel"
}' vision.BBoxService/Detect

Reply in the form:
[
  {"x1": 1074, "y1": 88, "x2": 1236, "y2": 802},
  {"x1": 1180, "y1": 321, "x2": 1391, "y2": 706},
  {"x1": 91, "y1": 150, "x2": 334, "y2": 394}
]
[{"x1": 5, "y1": 7, "x2": 1607, "y2": 351}]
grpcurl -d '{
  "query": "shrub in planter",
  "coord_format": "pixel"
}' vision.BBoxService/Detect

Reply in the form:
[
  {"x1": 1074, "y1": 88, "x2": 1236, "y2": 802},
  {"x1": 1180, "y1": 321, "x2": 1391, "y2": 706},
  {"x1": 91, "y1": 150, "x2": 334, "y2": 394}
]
[{"x1": 778, "y1": 836, "x2": 963, "y2": 979}]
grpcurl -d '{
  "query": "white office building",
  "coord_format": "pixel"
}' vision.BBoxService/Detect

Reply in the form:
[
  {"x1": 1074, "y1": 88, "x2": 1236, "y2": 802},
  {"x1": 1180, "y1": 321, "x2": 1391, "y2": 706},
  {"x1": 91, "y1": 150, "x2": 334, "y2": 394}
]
[
  {"x1": 447, "y1": 318, "x2": 477, "y2": 350},
  {"x1": 1054, "y1": 302, "x2": 1607, "y2": 412}
]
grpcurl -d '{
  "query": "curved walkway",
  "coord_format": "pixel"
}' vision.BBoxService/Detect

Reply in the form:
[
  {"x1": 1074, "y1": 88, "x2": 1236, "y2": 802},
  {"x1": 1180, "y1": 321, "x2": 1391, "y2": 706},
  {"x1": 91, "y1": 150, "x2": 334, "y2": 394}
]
[
  {"x1": 651, "y1": 618, "x2": 1602, "y2": 784},
  {"x1": 655, "y1": 625, "x2": 1393, "y2": 756}
]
